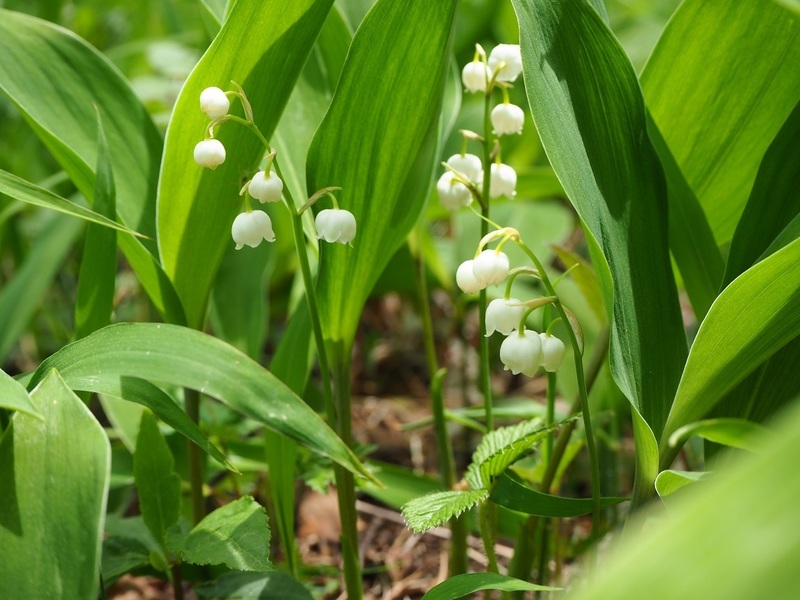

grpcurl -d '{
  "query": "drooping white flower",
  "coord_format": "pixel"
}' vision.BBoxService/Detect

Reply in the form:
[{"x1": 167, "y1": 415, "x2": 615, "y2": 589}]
[
  {"x1": 437, "y1": 171, "x2": 472, "y2": 211},
  {"x1": 446, "y1": 153, "x2": 483, "y2": 183},
  {"x1": 316, "y1": 208, "x2": 357, "y2": 244},
  {"x1": 231, "y1": 210, "x2": 275, "y2": 249},
  {"x1": 488, "y1": 44, "x2": 523, "y2": 83},
  {"x1": 485, "y1": 297, "x2": 526, "y2": 336},
  {"x1": 199, "y1": 87, "x2": 230, "y2": 119},
  {"x1": 500, "y1": 329, "x2": 542, "y2": 376},
  {"x1": 193, "y1": 139, "x2": 226, "y2": 169},
  {"x1": 539, "y1": 333, "x2": 566, "y2": 372},
  {"x1": 462, "y1": 61, "x2": 492, "y2": 93},
  {"x1": 456, "y1": 259, "x2": 483, "y2": 294},
  {"x1": 248, "y1": 170, "x2": 283, "y2": 203},
  {"x1": 472, "y1": 249, "x2": 510, "y2": 287},
  {"x1": 491, "y1": 103, "x2": 525, "y2": 136},
  {"x1": 489, "y1": 163, "x2": 517, "y2": 198}
]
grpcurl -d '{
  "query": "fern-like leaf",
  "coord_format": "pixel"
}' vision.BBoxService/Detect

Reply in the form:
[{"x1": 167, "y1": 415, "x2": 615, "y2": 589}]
[{"x1": 402, "y1": 489, "x2": 489, "y2": 533}]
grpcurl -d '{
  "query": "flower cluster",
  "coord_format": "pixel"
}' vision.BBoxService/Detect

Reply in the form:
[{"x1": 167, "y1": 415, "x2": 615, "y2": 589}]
[{"x1": 192, "y1": 85, "x2": 357, "y2": 250}]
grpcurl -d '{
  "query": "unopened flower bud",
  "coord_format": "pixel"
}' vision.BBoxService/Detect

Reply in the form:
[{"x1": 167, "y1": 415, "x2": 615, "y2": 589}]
[
  {"x1": 199, "y1": 87, "x2": 230, "y2": 119},
  {"x1": 193, "y1": 139, "x2": 226, "y2": 169},
  {"x1": 316, "y1": 208, "x2": 357, "y2": 244},
  {"x1": 539, "y1": 333, "x2": 566, "y2": 372},
  {"x1": 491, "y1": 103, "x2": 525, "y2": 136},
  {"x1": 231, "y1": 210, "x2": 275, "y2": 249},
  {"x1": 437, "y1": 171, "x2": 472, "y2": 211},
  {"x1": 456, "y1": 259, "x2": 483, "y2": 294},
  {"x1": 500, "y1": 329, "x2": 542, "y2": 376},
  {"x1": 462, "y1": 61, "x2": 492, "y2": 93},
  {"x1": 489, "y1": 163, "x2": 517, "y2": 198},
  {"x1": 248, "y1": 170, "x2": 283, "y2": 203},
  {"x1": 488, "y1": 44, "x2": 523, "y2": 83},
  {"x1": 472, "y1": 249, "x2": 509, "y2": 287},
  {"x1": 446, "y1": 153, "x2": 483, "y2": 183},
  {"x1": 485, "y1": 298, "x2": 526, "y2": 336}
]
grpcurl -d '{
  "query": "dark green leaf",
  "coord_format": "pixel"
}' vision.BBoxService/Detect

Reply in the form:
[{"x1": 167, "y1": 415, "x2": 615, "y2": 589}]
[
  {"x1": 102, "y1": 516, "x2": 160, "y2": 583},
  {"x1": 196, "y1": 571, "x2": 312, "y2": 600},
  {"x1": 422, "y1": 573, "x2": 557, "y2": 600}
]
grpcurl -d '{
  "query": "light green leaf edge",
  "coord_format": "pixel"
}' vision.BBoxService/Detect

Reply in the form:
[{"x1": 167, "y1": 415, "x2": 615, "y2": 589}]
[
  {"x1": 0, "y1": 368, "x2": 39, "y2": 417},
  {"x1": 422, "y1": 573, "x2": 558, "y2": 600},
  {"x1": 669, "y1": 419, "x2": 771, "y2": 454},
  {"x1": 654, "y1": 470, "x2": 713, "y2": 500}
]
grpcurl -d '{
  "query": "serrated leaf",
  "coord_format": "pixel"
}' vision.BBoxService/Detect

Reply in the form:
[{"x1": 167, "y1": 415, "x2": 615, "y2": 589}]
[
  {"x1": 422, "y1": 573, "x2": 558, "y2": 600},
  {"x1": 401, "y1": 489, "x2": 488, "y2": 534},
  {"x1": 179, "y1": 497, "x2": 272, "y2": 571}
]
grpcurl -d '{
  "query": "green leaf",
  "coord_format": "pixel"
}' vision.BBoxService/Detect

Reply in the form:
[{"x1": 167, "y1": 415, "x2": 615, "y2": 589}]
[
  {"x1": 0, "y1": 368, "x2": 39, "y2": 417},
  {"x1": 490, "y1": 472, "x2": 626, "y2": 518},
  {"x1": 196, "y1": 571, "x2": 313, "y2": 600},
  {"x1": 669, "y1": 419, "x2": 771, "y2": 454},
  {"x1": 0, "y1": 169, "x2": 141, "y2": 236},
  {"x1": 308, "y1": 0, "x2": 458, "y2": 346},
  {"x1": 134, "y1": 411, "x2": 182, "y2": 547},
  {"x1": 654, "y1": 470, "x2": 712, "y2": 500},
  {"x1": 157, "y1": 0, "x2": 335, "y2": 328},
  {"x1": 0, "y1": 213, "x2": 83, "y2": 363},
  {"x1": 27, "y1": 323, "x2": 373, "y2": 482},
  {"x1": 75, "y1": 113, "x2": 117, "y2": 339},
  {"x1": 661, "y1": 236, "x2": 800, "y2": 461},
  {"x1": 178, "y1": 496, "x2": 272, "y2": 571},
  {"x1": 401, "y1": 489, "x2": 488, "y2": 534},
  {"x1": 641, "y1": 0, "x2": 800, "y2": 245},
  {"x1": 0, "y1": 370, "x2": 110, "y2": 598},
  {"x1": 422, "y1": 573, "x2": 558, "y2": 600},
  {"x1": 512, "y1": 0, "x2": 687, "y2": 439},
  {"x1": 102, "y1": 515, "x2": 160, "y2": 583}
]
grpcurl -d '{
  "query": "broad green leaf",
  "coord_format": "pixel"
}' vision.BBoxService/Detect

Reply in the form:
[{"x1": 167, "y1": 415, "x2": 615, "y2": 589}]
[
  {"x1": 669, "y1": 419, "x2": 771, "y2": 454},
  {"x1": 102, "y1": 515, "x2": 160, "y2": 583},
  {"x1": 0, "y1": 370, "x2": 109, "y2": 598},
  {"x1": 512, "y1": 0, "x2": 687, "y2": 439},
  {"x1": 134, "y1": 411, "x2": 182, "y2": 547},
  {"x1": 661, "y1": 237, "x2": 800, "y2": 463},
  {"x1": 551, "y1": 245, "x2": 606, "y2": 323},
  {"x1": 423, "y1": 573, "x2": 557, "y2": 600},
  {"x1": 157, "y1": 0, "x2": 335, "y2": 328},
  {"x1": 196, "y1": 571, "x2": 313, "y2": 600},
  {"x1": 308, "y1": 0, "x2": 458, "y2": 346},
  {"x1": 654, "y1": 470, "x2": 712, "y2": 500},
  {"x1": 75, "y1": 113, "x2": 117, "y2": 339},
  {"x1": 27, "y1": 323, "x2": 373, "y2": 482},
  {"x1": 490, "y1": 472, "x2": 625, "y2": 518},
  {"x1": 641, "y1": 0, "x2": 800, "y2": 245},
  {"x1": 0, "y1": 213, "x2": 83, "y2": 363},
  {"x1": 0, "y1": 9, "x2": 162, "y2": 240},
  {"x1": 0, "y1": 368, "x2": 38, "y2": 417},
  {"x1": 0, "y1": 169, "x2": 141, "y2": 236},
  {"x1": 564, "y1": 399, "x2": 800, "y2": 600},
  {"x1": 178, "y1": 496, "x2": 272, "y2": 571},
  {"x1": 402, "y1": 489, "x2": 488, "y2": 534}
]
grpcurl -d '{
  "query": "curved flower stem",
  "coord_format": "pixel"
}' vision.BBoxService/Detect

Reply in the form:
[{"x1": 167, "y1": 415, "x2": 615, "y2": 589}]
[{"x1": 480, "y1": 85, "x2": 494, "y2": 432}]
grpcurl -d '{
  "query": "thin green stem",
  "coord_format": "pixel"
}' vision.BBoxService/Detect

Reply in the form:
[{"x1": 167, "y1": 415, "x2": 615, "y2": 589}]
[
  {"x1": 185, "y1": 388, "x2": 204, "y2": 525},
  {"x1": 479, "y1": 84, "x2": 494, "y2": 432}
]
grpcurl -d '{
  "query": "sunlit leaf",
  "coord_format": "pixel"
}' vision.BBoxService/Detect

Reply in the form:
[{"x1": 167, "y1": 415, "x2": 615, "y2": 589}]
[{"x1": 402, "y1": 489, "x2": 488, "y2": 534}]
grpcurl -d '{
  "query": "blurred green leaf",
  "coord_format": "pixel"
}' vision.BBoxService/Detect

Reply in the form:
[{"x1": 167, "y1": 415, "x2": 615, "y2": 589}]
[
  {"x1": 28, "y1": 323, "x2": 373, "y2": 482},
  {"x1": 0, "y1": 368, "x2": 38, "y2": 417},
  {"x1": 177, "y1": 496, "x2": 272, "y2": 571},
  {"x1": 157, "y1": 0, "x2": 335, "y2": 328},
  {"x1": 669, "y1": 419, "x2": 771, "y2": 454},
  {"x1": 308, "y1": 0, "x2": 458, "y2": 346},
  {"x1": 0, "y1": 370, "x2": 109, "y2": 598},
  {"x1": 423, "y1": 573, "x2": 557, "y2": 599},
  {"x1": 134, "y1": 411, "x2": 182, "y2": 548},
  {"x1": 513, "y1": 0, "x2": 687, "y2": 442},
  {"x1": 196, "y1": 571, "x2": 312, "y2": 600},
  {"x1": 654, "y1": 470, "x2": 711, "y2": 500}
]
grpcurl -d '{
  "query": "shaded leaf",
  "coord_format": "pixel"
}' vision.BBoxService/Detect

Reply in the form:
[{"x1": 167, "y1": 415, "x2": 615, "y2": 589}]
[
  {"x1": 0, "y1": 368, "x2": 38, "y2": 418},
  {"x1": 669, "y1": 419, "x2": 771, "y2": 454},
  {"x1": 196, "y1": 571, "x2": 312, "y2": 600},
  {"x1": 422, "y1": 573, "x2": 557, "y2": 600}
]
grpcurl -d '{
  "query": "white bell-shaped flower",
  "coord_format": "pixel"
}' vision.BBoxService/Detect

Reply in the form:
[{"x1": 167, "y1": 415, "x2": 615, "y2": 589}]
[
  {"x1": 462, "y1": 61, "x2": 492, "y2": 93},
  {"x1": 437, "y1": 171, "x2": 472, "y2": 211},
  {"x1": 500, "y1": 329, "x2": 542, "y2": 376},
  {"x1": 199, "y1": 87, "x2": 230, "y2": 119},
  {"x1": 193, "y1": 139, "x2": 226, "y2": 169},
  {"x1": 446, "y1": 153, "x2": 483, "y2": 183},
  {"x1": 472, "y1": 249, "x2": 509, "y2": 287},
  {"x1": 231, "y1": 210, "x2": 275, "y2": 249},
  {"x1": 316, "y1": 208, "x2": 357, "y2": 244},
  {"x1": 456, "y1": 259, "x2": 483, "y2": 294},
  {"x1": 489, "y1": 163, "x2": 517, "y2": 198},
  {"x1": 485, "y1": 297, "x2": 526, "y2": 336},
  {"x1": 248, "y1": 170, "x2": 283, "y2": 203},
  {"x1": 488, "y1": 44, "x2": 523, "y2": 83},
  {"x1": 491, "y1": 103, "x2": 525, "y2": 136},
  {"x1": 539, "y1": 332, "x2": 566, "y2": 372}
]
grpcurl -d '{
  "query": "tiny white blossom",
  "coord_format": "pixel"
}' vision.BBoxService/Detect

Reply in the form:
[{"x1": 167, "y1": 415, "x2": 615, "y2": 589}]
[
  {"x1": 489, "y1": 163, "x2": 517, "y2": 198},
  {"x1": 485, "y1": 297, "x2": 526, "y2": 336},
  {"x1": 488, "y1": 44, "x2": 523, "y2": 83},
  {"x1": 462, "y1": 61, "x2": 492, "y2": 93},
  {"x1": 437, "y1": 171, "x2": 472, "y2": 211},
  {"x1": 231, "y1": 210, "x2": 275, "y2": 249},
  {"x1": 446, "y1": 153, "x2": 483, "y2": 183},
  {"x1": 539, "y1": 333, "x2": 566, "y2": 372},
  {"x1": 248, "y1": 170, "x2": 284, "y2": 203},
  {"x1": 491, "y1": 103, "x2": 525, "y2": 136},
  {"x1": 316, "y1": 208, "x2": 357, "y2": 244},
  {"x1": 456, "y1": 259, "x2": 483, "y2": 294},
  {"x1": 500, "y1": 329, "x2": 542, "y2": 376},
  {"x1": 193, "y1": 139, "x2": 226, "y2": 169},
  {"x1": 199, "y1": 87, "x2": 230, "y2": 119},
  {"x1": 472, "y1": 249, "x2": 509, "y2": 287}
]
